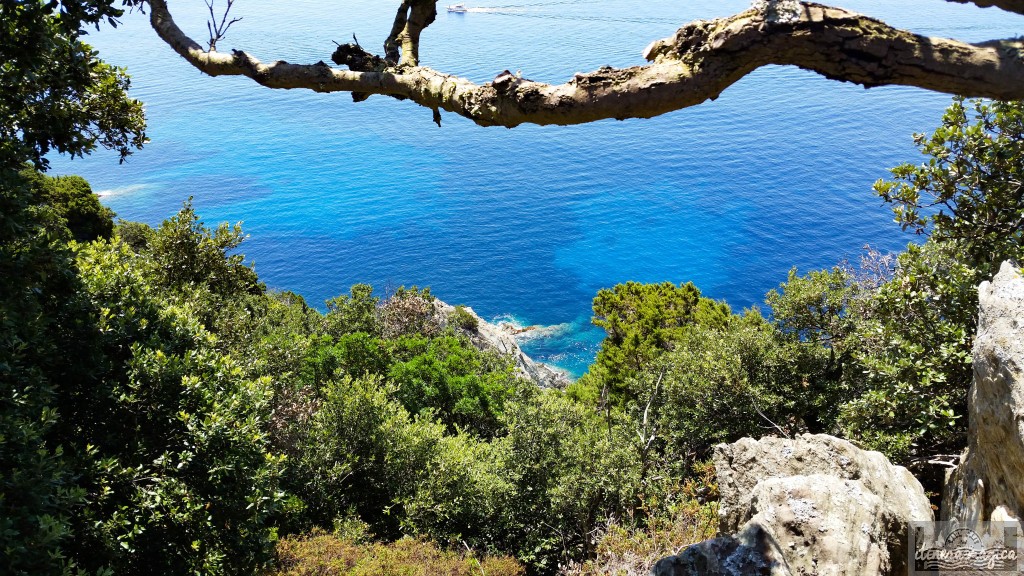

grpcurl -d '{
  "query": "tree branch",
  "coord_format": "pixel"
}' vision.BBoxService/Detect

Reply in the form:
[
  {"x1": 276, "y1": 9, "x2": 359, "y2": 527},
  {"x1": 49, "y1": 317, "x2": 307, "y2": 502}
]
[
  {"x1": 205, "y1": 0, "x2": 241, "y2": 52},
  {"x1": 383, "y1": 0, "x2": 437, "y2": 66},
  {"x1": 145, "y1": 0, "x2": 1024, "y2": 128},
  {"x1": 945, "y1": 0, "x2": 1024, "y2": 14}
]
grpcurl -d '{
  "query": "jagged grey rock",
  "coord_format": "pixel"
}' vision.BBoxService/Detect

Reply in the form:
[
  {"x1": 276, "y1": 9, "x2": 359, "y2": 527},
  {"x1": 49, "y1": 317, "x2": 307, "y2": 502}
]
[
  {"x1": 651, "y1": 434, "x2": 932, "y2": 576},
  {"x1": 943, "y1": 261, "x2": 1024, "y2": 529},
  {"x1": 648, "y1": 536, "x2": 770, "y2": 576},
  {"x1": 716, "y1": 434, "x2": 932, "y2": 537},
  {"x1": 432, "y1": 300, "x2": 571, "y2": 388}
]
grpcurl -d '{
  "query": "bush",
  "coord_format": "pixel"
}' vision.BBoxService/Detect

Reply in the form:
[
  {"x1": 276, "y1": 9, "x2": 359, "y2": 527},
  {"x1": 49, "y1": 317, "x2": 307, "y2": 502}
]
[
  {"x1": 281, "y1": 375, "x2": 445, "y2": 535},
  {"x1": 115, "y1": 219, "x2": 155, "y2": 252},
  {"x1": 625, "y1": 312, "x2": 818, "y2": 469},
  {"x1": 379, "y1": 286, "x2": 439, "y2": 339},
  {"x1": 272, "y1": 530, "x2": 524, "y2": 576},
  {"x1": 583, "y1": 281, "x2": 731, "y2": 404},
  {"x1": 450, "y1": 305, "x2": 479, "y2": 331},
  {"x1": 20, "y1": 167, "x2": 116, "y2": 242},
  {"x1": 325, "y1": 284, "x2": 379, "y2": 337},
  {"x1": 145, "y1": 198, "x2": 260, "y2": 299},
  {"x1": 387, "y1": 334, "x2": 524, "y2": 437},
  {"x1": 839, "y1": 241, "x2": 977, "y2": 462},
  {"x1": 0, "y1": 167, "x2": 96, "y2": 576},
  {"x1": 68, "y1": 238, "x2": 287, "y2": 575}
]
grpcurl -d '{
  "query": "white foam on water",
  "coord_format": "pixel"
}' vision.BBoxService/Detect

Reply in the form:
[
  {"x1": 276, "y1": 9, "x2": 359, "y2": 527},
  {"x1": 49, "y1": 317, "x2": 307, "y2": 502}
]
[{"x1": 96, "y1": 183, "x2": 148, "y2": 198}]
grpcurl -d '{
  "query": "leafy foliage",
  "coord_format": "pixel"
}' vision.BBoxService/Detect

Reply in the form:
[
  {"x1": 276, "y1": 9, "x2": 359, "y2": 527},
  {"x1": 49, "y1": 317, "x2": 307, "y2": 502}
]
[
  {"x1": 145, "y1": 198, "x2": 260, "y2": 298},
  {"x1": 388, "y1": 334, "x2": 525, "y2": 437},
  {"x1": 581, "y1": 281, "x2": 730, "y2": 403},
  {"x1": 325, "y1": 284, "x2": 379, "y2": 338},
  {"x1": 62, "y1": 228, "x2": 286, "y2": 575},
  {"x1": 0, "y1": 167, "x2": 100, "y2": 576},
  {"x1": 875, "y1": 98, "x2": 1024, "y2": 275},
  {"x1": 450, "y1": 305, "x2": 479, "y2": 331},
  {"x1": 18, "y1": 167, "x2": 116, "y2": 241},
  {"x1": 838, "y1": 241, "x2": 977, "y2": 461},
  {"x1": 0, "y1": 0, "x2": 146, "y2": 169}
]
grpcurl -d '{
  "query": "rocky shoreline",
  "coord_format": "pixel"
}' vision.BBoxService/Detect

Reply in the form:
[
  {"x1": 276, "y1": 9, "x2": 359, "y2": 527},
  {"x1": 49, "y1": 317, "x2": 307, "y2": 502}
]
[{"x1": 432, "y1": 300, "x2": 573, "y2": 389}]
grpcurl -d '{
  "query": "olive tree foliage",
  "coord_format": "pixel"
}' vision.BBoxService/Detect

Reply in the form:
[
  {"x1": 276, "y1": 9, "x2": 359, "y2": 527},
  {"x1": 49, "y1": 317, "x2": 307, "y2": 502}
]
[{"x1": 134, "y1": 0, "x2": 1024, "y2": 127}]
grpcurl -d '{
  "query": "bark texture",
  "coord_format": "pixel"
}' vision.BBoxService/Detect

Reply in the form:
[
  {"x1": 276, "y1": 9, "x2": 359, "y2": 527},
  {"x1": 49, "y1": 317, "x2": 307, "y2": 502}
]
[{"x1": 145, "y1": 0, "x2": 1024, "y2": 127}]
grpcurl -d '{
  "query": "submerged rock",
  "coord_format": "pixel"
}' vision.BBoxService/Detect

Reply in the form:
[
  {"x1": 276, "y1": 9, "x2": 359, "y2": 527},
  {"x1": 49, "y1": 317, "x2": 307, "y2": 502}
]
[
  {"x1": 652, "y1": 434, "x2": 932, "y2": 576},
  {"x1": 943, "y1": 261, "x2": 1024, "y2": 529}
]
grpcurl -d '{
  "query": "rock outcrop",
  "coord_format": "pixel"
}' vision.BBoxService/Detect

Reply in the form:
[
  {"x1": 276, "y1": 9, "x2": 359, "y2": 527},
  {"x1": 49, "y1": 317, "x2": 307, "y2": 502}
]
[
  {"x1": 943, "y1": 261, "x2": 1024, "y2": 529},
  {"x1": 433, "y1": 300, "x2": 571, "y2": 389},
  {"x1": 651, "y1": 434, "x2": 932, "y2": 576}
]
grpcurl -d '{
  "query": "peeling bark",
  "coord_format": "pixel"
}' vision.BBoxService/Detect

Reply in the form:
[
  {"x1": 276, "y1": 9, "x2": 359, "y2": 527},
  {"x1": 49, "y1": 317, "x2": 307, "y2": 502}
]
[{"x1": 145, "y1": 0, "x2": 1024, "y2": 128}]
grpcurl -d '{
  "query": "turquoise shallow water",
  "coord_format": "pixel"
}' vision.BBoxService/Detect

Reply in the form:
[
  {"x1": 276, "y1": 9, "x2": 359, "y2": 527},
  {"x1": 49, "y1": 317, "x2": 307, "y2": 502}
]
[{"x1": 49, "y1": 0, "x2": 1024, "y2": 376}]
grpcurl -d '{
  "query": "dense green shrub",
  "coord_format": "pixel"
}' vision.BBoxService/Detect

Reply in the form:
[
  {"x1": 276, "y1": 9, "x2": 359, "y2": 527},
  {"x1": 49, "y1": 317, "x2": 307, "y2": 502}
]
[
  {"x1": 450, "y1": 305, "x2": 479, "y2": 331},
  {"x1": 578, "y1": 281, "x2": 731, "y2": 405},
  {"x1": 325, "y1": 284, "x2": 380, "y2": 337},
  {"x1": 145, "y1": 199, "x2": 261, "y2": 299},
  {"x1": 115, "y1": 219, "x2": 157, "y2": 252},
  {"x1": 838, "y1": 241, "x2": 977, "y2": 462},
  {"x1": 20, "y1": 168, "x2": 116, "y2": 241},
  {"x1": 0, "y1": 167, "x2": 100, "y2": 576},
  {"x1": 65, "y1": 230, "x2": 287, "y2": 575},
  {"x1": 634, "y1": 314, "x2": 814, "y2": 466},
  {"x1": 282, "y1": 375, "x2": 445, "y2": 535},
  {"x1": 388, "y1": 334, "x2": 526, "y2": 437},
  {"x1": 483, "y1": 393, "x2": 644, "y2": 572}
]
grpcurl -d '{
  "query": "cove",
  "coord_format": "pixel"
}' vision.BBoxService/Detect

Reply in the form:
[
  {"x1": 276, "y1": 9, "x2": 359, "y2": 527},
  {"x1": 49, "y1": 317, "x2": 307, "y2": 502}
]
[{"x1": 49, "y1": 0, "x2": 1024, "y2": 376}]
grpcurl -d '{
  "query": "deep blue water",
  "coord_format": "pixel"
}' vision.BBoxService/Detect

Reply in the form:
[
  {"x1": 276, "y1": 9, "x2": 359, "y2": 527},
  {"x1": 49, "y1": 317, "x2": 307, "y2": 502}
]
[{"x1": 49, "y1": 0, "x2": 1024, "y2": 376}]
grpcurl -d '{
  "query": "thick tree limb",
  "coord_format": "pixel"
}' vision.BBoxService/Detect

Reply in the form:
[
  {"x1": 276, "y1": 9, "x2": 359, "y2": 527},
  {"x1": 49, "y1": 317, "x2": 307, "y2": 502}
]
[
  {"x1": 946, "y1": 0, "x2": 1024, "y2": 14},
  {"x1": 146, "y1": 0, "x2": 1024, "y2": 128},
  {"x1": 383, "y1": 0, "x2": 437, "y2": 66}
]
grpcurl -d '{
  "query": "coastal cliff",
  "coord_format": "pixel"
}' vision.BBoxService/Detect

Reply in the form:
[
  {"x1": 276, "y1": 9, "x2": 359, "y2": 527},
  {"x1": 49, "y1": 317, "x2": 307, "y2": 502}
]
[
  {"x1": 943, "y1": 261, "x2": 1024, "y2": 528},
  {"x1": 432, "y1": 300, "x2": 572, "y2": 389}
]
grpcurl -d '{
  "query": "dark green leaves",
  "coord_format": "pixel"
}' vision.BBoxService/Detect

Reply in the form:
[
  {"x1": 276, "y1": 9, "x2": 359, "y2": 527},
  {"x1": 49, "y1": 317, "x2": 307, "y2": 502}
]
[
  {"x1": 875, "y1": 98, "x2": 1024, "y2": 276},
  {"x1": 0, "y1": 0, "x2": 146, "y2": 170}
]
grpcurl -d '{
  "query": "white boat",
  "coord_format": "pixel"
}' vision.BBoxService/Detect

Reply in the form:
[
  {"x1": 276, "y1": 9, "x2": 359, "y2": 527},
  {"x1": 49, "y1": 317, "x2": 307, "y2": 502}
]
[{"x1": 447, "y1": 3, "x2": 468, "y2": 13}]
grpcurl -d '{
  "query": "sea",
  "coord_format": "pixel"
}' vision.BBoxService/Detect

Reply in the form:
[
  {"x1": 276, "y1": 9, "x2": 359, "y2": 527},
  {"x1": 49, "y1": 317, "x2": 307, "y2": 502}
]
[{"x1": 48, "y1": 0, "x2": 1024, "y2": 377}]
